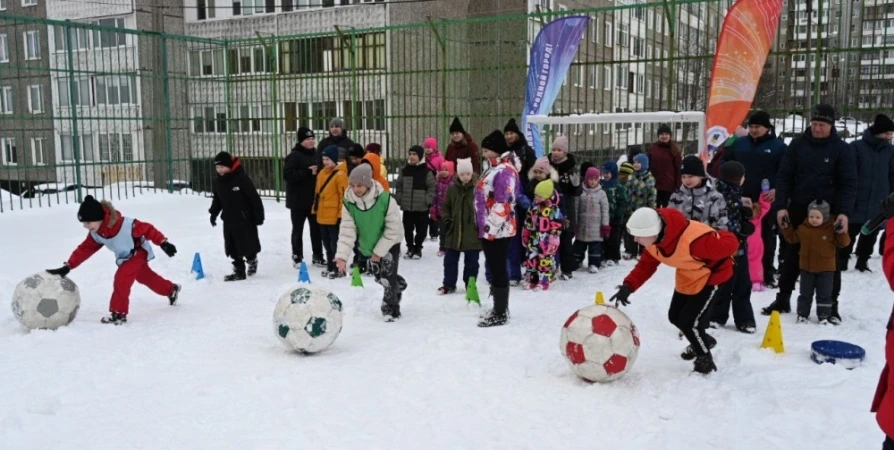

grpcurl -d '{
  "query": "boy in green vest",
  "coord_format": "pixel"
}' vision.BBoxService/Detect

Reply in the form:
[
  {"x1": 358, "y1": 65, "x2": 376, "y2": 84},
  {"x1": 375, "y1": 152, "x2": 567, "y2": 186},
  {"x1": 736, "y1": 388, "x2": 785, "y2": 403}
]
[{"x1": 334, "y1": 164, "x2": 405, "y2": 321}]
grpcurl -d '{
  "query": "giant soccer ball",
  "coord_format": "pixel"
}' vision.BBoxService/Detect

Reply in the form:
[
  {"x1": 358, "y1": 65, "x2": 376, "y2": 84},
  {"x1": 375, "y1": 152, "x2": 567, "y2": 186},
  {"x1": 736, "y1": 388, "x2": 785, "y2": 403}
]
[
  {"x1": 560, "y1": 304, "x2": 640, "y2": 382},
  {"x1": 273, "y1": 285, "x2": 344, "y2": 354},
  {"x1": 11, "y1": 272, "x2": 81, "y2": 330}
]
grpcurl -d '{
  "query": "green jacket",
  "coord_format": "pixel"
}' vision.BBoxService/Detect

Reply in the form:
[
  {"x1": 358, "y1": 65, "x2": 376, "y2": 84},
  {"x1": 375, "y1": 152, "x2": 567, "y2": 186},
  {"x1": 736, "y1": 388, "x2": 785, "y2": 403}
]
[
  {"x1": 604, "y1": 182, "x2": 630, "y2": 224},
  {"x1": 441, "y1": 176, "x2": 482, "y2": 251}
]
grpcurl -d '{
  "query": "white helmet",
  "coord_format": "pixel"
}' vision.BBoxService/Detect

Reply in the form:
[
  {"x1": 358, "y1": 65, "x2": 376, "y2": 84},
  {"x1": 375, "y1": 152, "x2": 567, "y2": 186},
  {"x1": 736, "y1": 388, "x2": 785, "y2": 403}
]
[{"x1": 627, "y1": 207, "x2": 662, "y2": 237}]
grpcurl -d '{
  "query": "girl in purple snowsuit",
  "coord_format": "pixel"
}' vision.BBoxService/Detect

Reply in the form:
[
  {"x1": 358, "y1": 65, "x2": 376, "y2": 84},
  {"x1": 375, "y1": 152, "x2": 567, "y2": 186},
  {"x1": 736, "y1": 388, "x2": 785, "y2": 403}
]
[{"x1": 430, "y1": 161, "x2": 455, "y2": 256}]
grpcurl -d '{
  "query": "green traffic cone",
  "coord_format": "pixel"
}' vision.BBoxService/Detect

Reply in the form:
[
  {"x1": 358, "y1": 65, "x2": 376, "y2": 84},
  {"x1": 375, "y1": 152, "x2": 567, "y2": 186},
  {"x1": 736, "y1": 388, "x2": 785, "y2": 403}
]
[
  {"x1": 466, "y1": 276, "x2": 480, "y2": 305},
  {"x1": 351, "y1": 265, "x2": 364, "y2": 287}
]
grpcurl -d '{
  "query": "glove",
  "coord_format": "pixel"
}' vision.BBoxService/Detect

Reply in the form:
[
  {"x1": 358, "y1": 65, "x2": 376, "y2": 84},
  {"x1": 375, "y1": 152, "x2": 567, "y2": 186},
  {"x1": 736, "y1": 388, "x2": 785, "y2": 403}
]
[
  {"x1": 601, "y1": 225, "x2": 611, "y2": 237},
  {"x1": 160, "y1": 241, "x2": 177, "y2": 258},
  {"x1": 46, "y1": 265, "x2": 71, "y2": 278},
  {"x1": 210, "y1": 215, "x2": 217, "y2": 227},
  {"x1": 883, "y1": 193, "x2": 894, "y2": 219},
  {"x1": 255, "y1": 217, "x2": 264, "y2": 226},
  {"x1": 610, "y1": 285, "x2": 632, "y2": 307}
]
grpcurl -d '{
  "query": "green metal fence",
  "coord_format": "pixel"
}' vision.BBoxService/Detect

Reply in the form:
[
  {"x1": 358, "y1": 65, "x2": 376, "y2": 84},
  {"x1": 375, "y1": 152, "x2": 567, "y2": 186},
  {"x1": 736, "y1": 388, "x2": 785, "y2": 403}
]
[{"x1": 0, "y1": 0, "x2": 891, "y2": 212}]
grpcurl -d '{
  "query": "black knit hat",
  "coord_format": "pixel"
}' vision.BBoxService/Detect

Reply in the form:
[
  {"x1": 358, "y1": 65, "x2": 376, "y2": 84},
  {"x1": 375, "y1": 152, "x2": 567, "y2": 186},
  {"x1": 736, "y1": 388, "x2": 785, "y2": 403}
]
[
  {"x1": 348, "y1": 143, "x2": 366, "y2": 159},
  {"x1": 449, "y1": 117, "x2": 465, "y2": 134},
  {"x1": 481, "y1": 130, "x2": 508, "y2": 154},
  {"x1": 748, "y1": 111, "x2": 773, "y2": 129},
  {"x1": 719, "y1": 161, "x2": 746, "y2": 186},
  {"x1": 872, "y1": 114, "x2": 894, "y2": 135},
  {"x1": 681, "y1": 155, "x2": 706, "y2": 178},
  {"x1": 811, "y1": 103, "x2": 836, "y2": 125},
  {"x1": 408, "y1": 145, "x2": 425, "y2": 159},
  {"x1": 77, "y1": 195, "x2": 104, "y2": 222},
  {"x1": 297, "y1": 127, "x2": 315, "y2": 143},
  {"x1": 657, "y1": 124, "x2": 672, "y2": 136},
  {"x1": 504, "y1": 118, "x2": 522, "y2": 135},
  {"x1": 214, "y1": 151, "x2": 234, "y2": 168}
]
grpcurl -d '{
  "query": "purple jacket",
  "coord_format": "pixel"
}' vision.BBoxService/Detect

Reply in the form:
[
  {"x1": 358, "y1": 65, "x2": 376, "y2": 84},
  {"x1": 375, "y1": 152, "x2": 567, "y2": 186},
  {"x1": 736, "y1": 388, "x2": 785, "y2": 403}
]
[
  {"x1": 474, "y1": 152, "x2": 519, "y2": 240},
  {"x1": 430, "y1": 175, "x2": 452, "y2": 221}
]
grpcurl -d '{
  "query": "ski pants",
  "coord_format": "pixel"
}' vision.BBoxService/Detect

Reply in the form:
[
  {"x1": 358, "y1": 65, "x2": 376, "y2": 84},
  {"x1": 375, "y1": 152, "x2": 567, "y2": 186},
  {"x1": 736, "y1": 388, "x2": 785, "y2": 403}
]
[
  {"x1": 370, "y1": 244, "x2": 402, "y2": 307},
  {"x1": 482, "y1": 238, "x2": 511, "y2": 313},
  {"x1": 709, "y1": 248, "x2": 755, "y2": 328},
  {"x1": 111, "y1": 250, "x2": 174, "y2": 315},
  {"x1": 668, "y1": 286, "x2": 716, "y2": 358},
  {"x1": 603, "y1": 222, "x2": 624, "y2": 263},
  {"x1": 883, "y1": 436, "x2": 894, "y2": 450},
  {"x1": 484, "y1": 233, "x2": 523, "y2": 283},
  {"x1": 558, "y1": 229, "x2": 576, "y2": 274},
  {"x1": 573, "y1": 240, "x2": 603, "y2": 268},
  {"x1": 443, "y1": 249, "x2": 480, "y2": 289},
  {"x1": 402, "y1": 211, "x2": 428, "y2": 252},
  {"x1": 798, "y1": 270, "x2": 834, "y2": 319},
  {"x1": 290, "y1": 207, "x2": 322, "y2": 261},
  {"x1": 777, "y1": 204, "x2": 809, "y2": 296},
  {"x1": 320, "y1": 221, "x2": 340, "y2": 273}
]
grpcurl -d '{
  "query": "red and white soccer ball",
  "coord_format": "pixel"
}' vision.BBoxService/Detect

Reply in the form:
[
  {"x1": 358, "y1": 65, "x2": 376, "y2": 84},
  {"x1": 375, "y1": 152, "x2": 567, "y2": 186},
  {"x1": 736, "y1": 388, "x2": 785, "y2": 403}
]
[{"x1": 560, "y1": 304, "x2": 640, "y2": 383}]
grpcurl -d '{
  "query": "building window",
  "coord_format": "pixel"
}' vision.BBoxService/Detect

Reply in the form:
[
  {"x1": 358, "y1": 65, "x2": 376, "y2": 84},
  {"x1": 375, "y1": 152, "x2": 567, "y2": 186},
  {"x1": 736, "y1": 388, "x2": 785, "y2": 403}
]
[
  {"x1": 0, "y1": 35, "x2": 8, "y2": 63},
  {"x1": 234, "y1": 104, "x2": 274, "y2": 134},
  {"x1": 0, "y1": 0, "x2": 6, "y2": 10},
  {"x1": 603, "y1": 67, "x2": 611, "y2": 90},
  {"x1": 60, "y1": 133, "x2": 94, "y2": 161},
  {"x1": 233, "y1": 0, "x2": 273, "y2": 16},
  {"x1": 631, "y1": 36, "x2": 644, "y2": 57},
  {"x1": 1, "y1": 138, "x2": 15, "y2": 165},
  {"x1": 364, "y1": 99, "x2": 385, "y2": 130},
  {"x1": 590, "y1": 17, "x2": 598, "y2": 43},
  {"x1": 97, "y1": 133, "x2": 133, "y2": 162},
  {"x1": 57, "y1": 78, "x2": 92, "y2": 107},
  {"x1": 605, "y1": 23, "x2": 613, "y2": 46},
  {"x1": 31, "y1": 138, "x2": 45, "y2": 165},
  {"x1": 616, "y1": 65, "x2": 628, "y2": 89},
  {"x1": 22, "y1": 0, "x2": 36, "y2": 6},
  {"x1": 191, "y1": 106, "x2": 228, "y2": 134},
  {"x1": 635, "y1": 74, "x2": 644, "y2": 94},
  {"x1": 1, "y1": 86, "x2": 12, "y2": 114},
  {"x1": 92, "y1": 18, "x2": 127, "y2": 49},
  {"x1": 282, "y1": 101, "x2": 309, "y2": 132},
  {"x1": 95, "y1": 76, "x2": 137, "y2": 106},
  {"x1": 228, "y1": 45, "x2": 273, "y2": 75},
  {"x1": 189, "y1": 49, "x2": 225, "y2": 76},
  {"x1": 312, "y1": 101, "x2": 338, "y2": 130},
  {"x1": 28, "y1": 85, "x2": 42, "y2": 114},
  {"x1": 54, "y1": 26, "x2": 90, "y2": 53},
  {"x1": 197, "y1": 0, "x2": 217, "y2": 20},
  {"x1": 617, "y1": 23, "x2": 629, "y2": 46},
  {"x1": 589, "y1": 69, "x2": 596, "y2": 89},
  {"x1": 24, "y1": 31, "x2": 40, "y2": 60}
]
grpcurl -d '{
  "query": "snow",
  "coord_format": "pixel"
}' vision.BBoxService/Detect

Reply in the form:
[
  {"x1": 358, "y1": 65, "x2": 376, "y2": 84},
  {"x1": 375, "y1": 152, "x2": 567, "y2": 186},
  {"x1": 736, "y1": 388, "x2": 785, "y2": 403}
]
[{"x1": 0, "y1": 193, "x2": 889, "y2": 449}]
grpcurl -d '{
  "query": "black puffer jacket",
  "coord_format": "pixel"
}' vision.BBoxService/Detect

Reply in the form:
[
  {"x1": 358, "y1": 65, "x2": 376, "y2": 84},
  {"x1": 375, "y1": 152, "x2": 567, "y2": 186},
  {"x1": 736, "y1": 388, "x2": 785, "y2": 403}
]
[
  {"x1": 284, "y1": 143, "x2": 318, "y2": 210},
  {"x1": 775, "y1": 128, "x2": 857, "y2": 216},
  {"x1": 550, "y1": 153, "x2": 580, "y2": 227},
  {"x1": 209, "y1": 159, "x2": 265, "y2": 258}
]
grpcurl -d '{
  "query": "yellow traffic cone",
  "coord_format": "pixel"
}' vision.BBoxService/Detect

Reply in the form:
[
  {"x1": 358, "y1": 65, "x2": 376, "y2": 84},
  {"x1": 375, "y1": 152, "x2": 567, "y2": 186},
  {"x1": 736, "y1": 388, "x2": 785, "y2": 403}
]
[
  {"x1": 595, "y1": 291, "x2": 605, "y2": 305},
  {"x1": 760, "y1": 311, "x2": 785, "y2": 354}
]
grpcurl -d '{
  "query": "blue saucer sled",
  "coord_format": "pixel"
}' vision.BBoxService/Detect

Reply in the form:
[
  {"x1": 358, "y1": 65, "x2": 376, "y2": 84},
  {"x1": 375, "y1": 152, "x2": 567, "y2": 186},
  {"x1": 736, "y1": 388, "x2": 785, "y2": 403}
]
[{"x1": 810, "y1": 340, "x2": 865, "y2": 370}]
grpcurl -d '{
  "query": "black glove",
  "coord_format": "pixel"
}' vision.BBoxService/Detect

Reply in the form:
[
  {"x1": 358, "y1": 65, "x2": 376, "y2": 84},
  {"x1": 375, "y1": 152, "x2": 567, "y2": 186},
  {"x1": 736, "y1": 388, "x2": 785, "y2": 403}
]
[
  {"x1": 610, "y1": 285, "x2": 633, "y2": 307},
  {"x1": 160, "y1": 241, "x2": 177, "y2": 257},
  {"x1": 210, "y1": 215, "x2": 217, "y2": 227},
  {"x1": 255, "y1": 217, "x2": 264, "y2": 226},
  {"x1": 46, "y1": 265, "x2": 71, "y2": 278},
  {"x1": 883, "y1": 193, "x2": 894, "y2": 219}
]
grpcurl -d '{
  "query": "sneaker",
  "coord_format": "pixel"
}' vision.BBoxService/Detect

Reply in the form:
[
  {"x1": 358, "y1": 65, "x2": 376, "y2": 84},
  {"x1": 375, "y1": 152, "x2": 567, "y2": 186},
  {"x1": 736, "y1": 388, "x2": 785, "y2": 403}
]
[
  {"x1": 381, "y1": 303, "x2": 401, "y2": 322},
  {"x1": 588, "y1": 265, "x2": 599, "y2": 274},
  {"x1": 509, "y1": 280, "x2": 521, "y2": 287},
  {"x1": 247, "y1": 259, "x2": 258, "y2": 277},
  {"x1": 818, "y1": 316, "x2": 830, "y2": 325},
  {"x1": 559, "y1": 272, "x2": 574, "y2": 281},
  {"x1": 437, "y1": 250, "x2": 446, "y2": 257},
  {"x1": 311, "y1": 256, "x2": 326, "y2": 268},
  {"x1": 681, "y1": 335, "x2": 717, "y2": 361},
  {"x1": 291, "y1": 255, "x2": 301, "y2": 269},
  {"x1": 168, "y1": 284, "x2": 181, "y2": 306},
  {"x1": 796, "y1": 315, "x2": 809, "y2": 324},
  {"x1": 438, "y1": 286, "x2": 456, "y2": 295},
  {"x1": 752, "y1": 282, "x2": 765, "y2": 292},
  {"x1": 693, "y1": 353, "x2": 718, "y2": 374},
  {"x1": 403, "y1": 250, "x2": 414, "y2": 260},
  {"x1": 603, "y1": 260, "x2": 617, "y2": 267},
  {"x1": 736, "y1": 324, "x2": 757, "y2": 334},
  {"x1": 411, "y1": 250, "x2": 423, "y2": 260},
  {"x1": 101, "y1": 312, "x2": 127, "y2": 325},
  {"x1": 478, "y1": 309, "x2": 509, "y2": 327}
]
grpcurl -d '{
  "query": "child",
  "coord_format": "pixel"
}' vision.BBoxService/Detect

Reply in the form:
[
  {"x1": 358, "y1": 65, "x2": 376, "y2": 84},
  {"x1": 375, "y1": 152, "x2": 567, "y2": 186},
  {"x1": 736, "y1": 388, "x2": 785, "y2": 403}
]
[
  {"x1": 314, "y1": 146, "x2": 349, "y2": 279},
  {"x1": 668, "y1": 155, "x2": 728, "y2": 231},
  {"x1": 574, "y1": 166, "x2": 610, "y2": 272},
  {"x1": 430, "y1": 161, "x2": 455, "y2": 257},
  {"x1": 334, "y1": 164, "x2": 405, "y2": 321},
  {"x1": 624, "y1": 159, "x2": 652, "y2": 260},
  {"x1": 631, "y1": 154, "x2": 658, "y2": 210},
  {"x1": 708, "y1": 161, "x2": 757, "y2": 333},
  {"x1": 749, "y1": 189, "x2": 772, "y2": 291},
  {"x1": 781, "y1": 200, "x2": 850, "y2": 324},
  {"x1": 522, "y1": 179, "x2": 563, "y2": 290},
  {"x1": 438, "y1": 158, "x2": 480, "y2": 294},
  {"x1": 395, "y1": 145, "x2": 435, "y2": 259},
  {"x1": 601, "y1": 161, "x2": 629, "y2": 266},
  {"x1": 611, "y1": 207, "x2": 739, "y2": 374},
  {"x1": 209, "y1": 151, "x2": 265, "y2": 282},
  {"x1": 46, "y1": 195, "x2": 180, "y2": 325}
]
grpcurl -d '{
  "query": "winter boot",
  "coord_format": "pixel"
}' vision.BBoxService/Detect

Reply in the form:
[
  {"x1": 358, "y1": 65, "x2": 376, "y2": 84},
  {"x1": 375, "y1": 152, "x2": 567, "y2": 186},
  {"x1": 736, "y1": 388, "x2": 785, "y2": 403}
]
[
  {"x1": 381, "y1": 303, "x2": 401, "y2": 322},
  {"x1": 327, "y1": 271, "x2": 346, "y2": 280},
  {"x1": 761, "y1": 292, "x2": 791, "y2": 316},
  {"x1": 763, "y1": 271, "x2": 778, "y2": 289},
  {"x1": 736, "y1": 324, "x2": 757, "y2": 334},
  {"x1": 681, "y1": 334, "x2": 717, "y2": 361},
  {"x1": 796, "y1": 315, "x2": 810, "y2": 324},
  {"x1": 829, "y1": 300, "x2": 842, "y2": 325},
  {"x1": 438, "y1": 286, "x2": 456, "y2": 295},
  {"x1": 224, "y1": 263, "x2": 247, "y2": 282},
  {"x1": 312, "y1": 255, "x2": 326, "y2": 268},
  {"x1": 291, "y1": 255, "x2": 301, "y2": 269},
  {"x1": 693, "y1": 353, "x2": 718, "y2": 374},
  {"x1": 412, "y1": 247, "x2": 423, "y2": 260},
  {"x1": 403, "y1": 249, "x2": 415, "y2": 260},
  {"x1": 855, "y1": 258, "x2": 872, "y2": 273},
  {"x1": 478, "y1": 309, "x2": 509, "y2": 327},
  {"x1": 247, "y1": 258, "x2": 258, "y2": 277},
  {"x1": 101, "y1": 312, "x2": 127, "y2": 325},
  {"x1": 168, "y1": 284, "x2": 181, "y2": 306},
  {"x1": 478, "y1": 287, "x2": 510, "y2": 327}
]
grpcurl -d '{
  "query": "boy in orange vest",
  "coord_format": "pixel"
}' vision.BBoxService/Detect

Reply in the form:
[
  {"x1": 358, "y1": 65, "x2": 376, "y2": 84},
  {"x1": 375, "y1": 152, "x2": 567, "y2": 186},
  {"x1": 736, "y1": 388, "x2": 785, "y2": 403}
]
[{"x1": 611, "y1": 207, "x2": 739, "y2": 374}]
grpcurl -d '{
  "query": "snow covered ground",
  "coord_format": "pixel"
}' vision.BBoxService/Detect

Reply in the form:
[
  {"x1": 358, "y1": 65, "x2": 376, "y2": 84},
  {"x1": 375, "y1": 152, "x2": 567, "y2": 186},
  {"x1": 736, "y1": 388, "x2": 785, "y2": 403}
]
[{"x1": 0, "y1": 193, "x2": 890, "y2": 449}]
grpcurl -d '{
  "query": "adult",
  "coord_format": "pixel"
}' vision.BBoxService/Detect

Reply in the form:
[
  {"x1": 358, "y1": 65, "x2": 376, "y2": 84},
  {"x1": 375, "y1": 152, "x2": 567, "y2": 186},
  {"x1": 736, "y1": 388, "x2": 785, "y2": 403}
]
[
  {"x1": 284, "y1": 127, "x2": 324, "y2": 268},
  {"x1": 317, "y1": 117, "x2": 355, "y2": 165},
  {"x1": 475, "y1": 130, "x2": 518, "y2": 327},
  {"x1": 504, "y1": 118, "x2": 537, "y2": 192},
  {"x1": 647, "y1": 124, "x2": 683, "y2": 207},
  {"x1": 445, "y1": 117, "x2": 480, "y2": 174},
  {"x1": 763, "y1": 104, "x2": 857, "y2": 324},
  {"x1": 723, "y1": 111, "x2": 787, "y2": 287},
  {"x1": 871, "y1": 193, "x2": 894, "y2": 450},
  {"x1": 549, "y1": 136, "x2": 580, "y2": 278}
]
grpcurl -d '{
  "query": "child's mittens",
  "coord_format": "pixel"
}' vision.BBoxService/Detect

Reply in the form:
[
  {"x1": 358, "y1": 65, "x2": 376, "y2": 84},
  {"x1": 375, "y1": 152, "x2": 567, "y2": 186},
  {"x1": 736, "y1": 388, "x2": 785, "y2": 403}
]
[
  {"x1": 601, "y1": 225, "x2": 611, "y2": 237},
  {"x1": 160, "y1": 241, "x2": 177, "y2": 257},
  {"x1": 46, "y1": 265, "x2": 71, "y2": 278}
]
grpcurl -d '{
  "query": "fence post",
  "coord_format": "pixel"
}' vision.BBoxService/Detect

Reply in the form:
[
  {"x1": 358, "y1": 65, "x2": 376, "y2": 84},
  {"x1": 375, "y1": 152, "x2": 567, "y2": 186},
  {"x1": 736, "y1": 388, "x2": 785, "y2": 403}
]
[
  {"x1": 64, "y1": 21, "x2": 83, "y2": 204},
  {"x1": 224, "y1": 40, "x2": 233, "y2": 156},
  {"x1": 161, "y1": 35, "x2": 174, "y2": 193},
  {"x1": 254, "y1": 32, "x2": 281, "y2": 201},
  {"x1": 663, "y1": 0, "x2": 677, "y2": 111},
  {"x1": 425, "y1": 18, "x2": 447, "y2": 133},
  {"x1": 812, "y1": 0, "x2": 824, "y2": 106}
]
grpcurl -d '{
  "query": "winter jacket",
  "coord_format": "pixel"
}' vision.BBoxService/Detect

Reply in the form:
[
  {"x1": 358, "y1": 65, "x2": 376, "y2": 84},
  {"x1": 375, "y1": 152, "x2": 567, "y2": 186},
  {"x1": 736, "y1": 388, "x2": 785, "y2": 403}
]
[
  {"x1": 714, "y1": 178, "x2": 755, "y2": 256},
  {"x1": 647, "y1": 141, "x2": 682, "y2": 193},
  {"x1": 283, "y1": 144, "x2": 318, "y2": 210},
  {"x1": 668, "y1": 180, "x2": 729, "y2": 231},
  {"x1": 872, "y1": 216, "x2": 894, "y2": 438},
  {"x1": 724, "y1": 131, "x2": 786, "y2": 200},
  {"x1": 336, "y1": 181, "x2": 402, "y2": 260},
  {"x1": 66, "y1": 203, "x2": 167, "y2": 269},
  {"x1": 429, "y1": 166, "x2": 454, "y2": 221},
  {"x1": 550, "y1": 154, "x2": 580, "y2": 228},
  {"x1": 601, "y1": 162, "x2": 630, "y2": 224},
  {"x1": 509, "y1": 136, "x2": 538, "y2": 192},
  {"x1": 426, "y1": 149, "x2": 445, "y2": 174},
  {"x1": 623, "y1": 208, "x2": 739, "y2": 292},
  {"x1": 442, "y1": 176, "x2": 482, "y2": 251},
  {"x1": 210, "y1": 159, "x2": 265, "y2": 258},
  {"x1": 475, "y1": 151, "x2": 519, "y2": 240},
  {"x1": 630, "y1": 169, "x2": 658, "y2": 211},
  {"x1": 395, "y1": 162, "x2": 435, "y2": 212},
  {"x1": 775, "y1": 128, "x2": 857, "y2": 216},
  {"x1": 317, "y1": 133, "x2": 355, "y2": 167},
  {"x1": 312, "y1": 163, "x2": 349, "y2": 226},
  {"x1": 362, "y1": 153, "x2": 390, "y2": 191},
  {"x1": 851, "y1": 128, "x2": 894, "y2": 224},
  {"x1": 445, "y1": 133, "x2": 481, "y2": 174},
  {"x1": 526, "y1": 166, "x2": 560, "y2": 200},
  {"x1": 782, "y1": 219, "x2": 850, "y2": 273},
  {"x1": 576, "y1": 183, "x2": 610, "y2": 242}
]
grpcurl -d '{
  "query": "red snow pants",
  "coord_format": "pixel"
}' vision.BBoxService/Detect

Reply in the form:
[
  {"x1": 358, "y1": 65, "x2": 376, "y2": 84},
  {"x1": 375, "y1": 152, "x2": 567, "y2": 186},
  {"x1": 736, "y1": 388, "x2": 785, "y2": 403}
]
[{"x1": 110, "y1": 249, "x2": 174, "y2": 314}]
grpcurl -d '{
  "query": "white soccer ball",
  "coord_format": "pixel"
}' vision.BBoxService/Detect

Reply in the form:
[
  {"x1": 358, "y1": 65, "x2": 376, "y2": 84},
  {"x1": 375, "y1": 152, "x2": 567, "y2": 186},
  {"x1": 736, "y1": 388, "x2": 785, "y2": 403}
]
[
  {"x1": 560, "y1": 304, "x2": 640, "y2": 383},
  {"x1": 273, "y1": 285, "x2": 344, "y2": 354},
  {"x1": 11, "y1": 272, "x2": 81, "y2": 330}
]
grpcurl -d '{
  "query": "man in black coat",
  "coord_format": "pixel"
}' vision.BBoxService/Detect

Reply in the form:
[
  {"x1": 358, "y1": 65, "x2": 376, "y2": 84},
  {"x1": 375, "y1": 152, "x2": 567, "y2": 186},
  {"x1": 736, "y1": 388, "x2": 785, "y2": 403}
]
[
  {"x1": 763, "y1": 103, "x2": 858, "y2": 323},
  {"x1": 210, "y1": 152, "x2": 265, "y2": 282},
  {"x1": 317, "y1": 117, "x2": 355, "y2": 166},
  {"x1": 284, "y1": 127, "x2": 324, "y2": 268}
]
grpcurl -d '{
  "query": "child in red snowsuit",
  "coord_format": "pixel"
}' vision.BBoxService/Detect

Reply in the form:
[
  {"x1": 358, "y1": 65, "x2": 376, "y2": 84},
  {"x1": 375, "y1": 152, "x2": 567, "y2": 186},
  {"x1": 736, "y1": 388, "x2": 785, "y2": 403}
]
[
  {"x1": 872, "y1": 194, "x2": 894, "y2": 449},
  {"x1": 46, "y1": 195, "x2": 180, "y2": 325}
]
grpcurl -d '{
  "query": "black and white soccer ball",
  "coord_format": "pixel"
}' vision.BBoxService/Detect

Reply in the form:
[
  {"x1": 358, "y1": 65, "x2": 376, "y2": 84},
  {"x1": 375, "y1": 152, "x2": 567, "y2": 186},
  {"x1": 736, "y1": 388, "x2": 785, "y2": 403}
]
[
  {"x1": 11, "y1": 272, "x2": 81, "y2": 330},
  {"x1": 273, "y1": 285, "x2": 344, "y2": 354}
]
